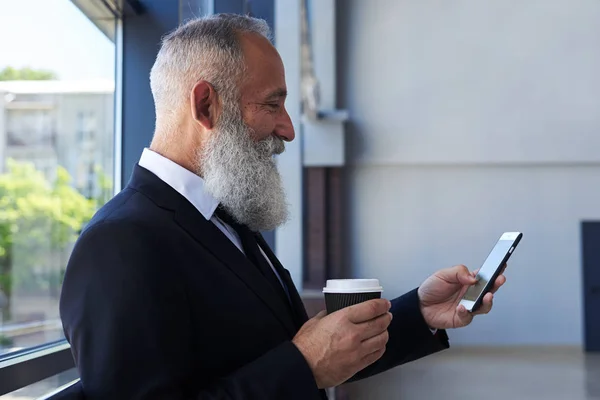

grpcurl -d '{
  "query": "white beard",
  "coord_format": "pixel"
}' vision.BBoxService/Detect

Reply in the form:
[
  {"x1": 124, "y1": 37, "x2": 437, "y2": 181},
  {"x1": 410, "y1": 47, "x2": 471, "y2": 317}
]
[{"x1": 199, "y1": 105, "x2": 289, "y2": 232}]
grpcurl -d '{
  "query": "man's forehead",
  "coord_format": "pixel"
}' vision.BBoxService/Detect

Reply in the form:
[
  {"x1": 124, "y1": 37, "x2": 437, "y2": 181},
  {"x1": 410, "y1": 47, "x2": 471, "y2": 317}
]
[{"x1": 239, "y1": 33, "x2": 286, "y2": 89}]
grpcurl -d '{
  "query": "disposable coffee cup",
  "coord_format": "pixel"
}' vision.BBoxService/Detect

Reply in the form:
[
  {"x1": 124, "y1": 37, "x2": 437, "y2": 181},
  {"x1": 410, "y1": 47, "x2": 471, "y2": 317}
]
[{"x1": 323, "y1": 279, "x2": 383, "y2": 314}]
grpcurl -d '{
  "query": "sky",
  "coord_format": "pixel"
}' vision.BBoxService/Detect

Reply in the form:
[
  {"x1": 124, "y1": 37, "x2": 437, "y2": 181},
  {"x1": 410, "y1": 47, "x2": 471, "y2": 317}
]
[{"x1": 0, "y1": 0, "x2": 115, "y2": 80}]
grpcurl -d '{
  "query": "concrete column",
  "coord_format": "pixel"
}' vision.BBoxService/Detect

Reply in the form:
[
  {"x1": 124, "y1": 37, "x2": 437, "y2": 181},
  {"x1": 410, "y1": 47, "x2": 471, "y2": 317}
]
[{"x1": 274, "y1": 0, "x2": 304, "y2": 289}]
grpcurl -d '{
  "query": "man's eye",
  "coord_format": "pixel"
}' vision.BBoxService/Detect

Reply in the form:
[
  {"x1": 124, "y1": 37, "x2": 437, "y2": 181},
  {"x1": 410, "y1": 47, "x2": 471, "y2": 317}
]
[{"x1": 264, "y1": 103, "x2": 280, "y2": 110}]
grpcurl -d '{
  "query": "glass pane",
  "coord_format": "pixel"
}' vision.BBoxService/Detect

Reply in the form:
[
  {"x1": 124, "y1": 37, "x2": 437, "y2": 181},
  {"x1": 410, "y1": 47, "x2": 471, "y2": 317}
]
[
  {"x1": 0, "y1": 0, "x2": 115, "y2": 357},
  {"x1": 0, "y1": 368, "x2": 78, "y2": 399},
  {"x1": 180, "y1": 0, "x2": 212, "y2": 22}
]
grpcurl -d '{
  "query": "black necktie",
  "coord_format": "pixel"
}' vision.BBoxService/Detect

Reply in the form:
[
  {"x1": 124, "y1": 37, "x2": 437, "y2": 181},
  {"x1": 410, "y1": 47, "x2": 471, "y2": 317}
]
[{"x1": 214, "y1": 207, "x2": 291, "y2": 306}]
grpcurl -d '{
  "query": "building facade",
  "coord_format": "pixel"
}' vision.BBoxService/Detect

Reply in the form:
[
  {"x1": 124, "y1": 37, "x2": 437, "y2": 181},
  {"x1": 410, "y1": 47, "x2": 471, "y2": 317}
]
[{"x1": 0, "y1": 80, "x2": 114, "y2": 199}]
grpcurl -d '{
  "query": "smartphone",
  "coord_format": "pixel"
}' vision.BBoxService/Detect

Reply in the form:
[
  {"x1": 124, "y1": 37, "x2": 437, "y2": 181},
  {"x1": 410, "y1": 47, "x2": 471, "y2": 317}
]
[{"x1": 459, "y1": 232, "x2": 523, "y2": 312}]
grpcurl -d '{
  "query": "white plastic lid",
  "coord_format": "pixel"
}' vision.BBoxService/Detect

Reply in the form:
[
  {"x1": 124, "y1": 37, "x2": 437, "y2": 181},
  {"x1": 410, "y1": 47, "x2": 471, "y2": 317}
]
[{"x1": 323, "y1": 279, "x2": 383, "y2": 294}]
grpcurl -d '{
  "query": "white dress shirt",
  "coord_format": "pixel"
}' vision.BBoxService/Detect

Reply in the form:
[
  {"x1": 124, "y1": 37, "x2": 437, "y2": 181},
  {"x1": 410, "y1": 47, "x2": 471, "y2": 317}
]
[{"x1": 138, "y1": 148, "x2": 287, "y2": 289}]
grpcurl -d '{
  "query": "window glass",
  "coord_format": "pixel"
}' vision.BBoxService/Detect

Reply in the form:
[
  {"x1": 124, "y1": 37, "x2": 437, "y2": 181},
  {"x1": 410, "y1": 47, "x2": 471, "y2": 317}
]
[{"x1": 0, "y1": 0, "x2": 115, "y2": 357}]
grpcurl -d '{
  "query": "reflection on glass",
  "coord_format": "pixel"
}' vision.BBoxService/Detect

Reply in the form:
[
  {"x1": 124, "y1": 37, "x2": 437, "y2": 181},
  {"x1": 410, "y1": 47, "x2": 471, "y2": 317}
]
[{"x1": 0, "y1": 0, "x2": 115, "y2": 357}]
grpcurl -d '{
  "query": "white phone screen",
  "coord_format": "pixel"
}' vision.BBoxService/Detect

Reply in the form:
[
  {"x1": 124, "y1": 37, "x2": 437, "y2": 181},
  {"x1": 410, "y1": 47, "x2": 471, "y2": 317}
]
[{"x1": 462, "y1": 238, "x2": 514, "y2": 302}]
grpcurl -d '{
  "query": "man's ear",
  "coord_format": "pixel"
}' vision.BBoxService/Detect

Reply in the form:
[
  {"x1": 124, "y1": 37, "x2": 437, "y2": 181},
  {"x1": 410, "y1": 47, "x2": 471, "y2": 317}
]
[{"x1": 191, "y1": 80, "x2": 219, "y2": 130}]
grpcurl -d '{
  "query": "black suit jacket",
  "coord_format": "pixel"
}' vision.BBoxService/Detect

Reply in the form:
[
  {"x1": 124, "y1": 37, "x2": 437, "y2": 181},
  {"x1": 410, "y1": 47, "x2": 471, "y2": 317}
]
[{"x1": 60, "y1": 165, "x2": 449, "y2": 400}]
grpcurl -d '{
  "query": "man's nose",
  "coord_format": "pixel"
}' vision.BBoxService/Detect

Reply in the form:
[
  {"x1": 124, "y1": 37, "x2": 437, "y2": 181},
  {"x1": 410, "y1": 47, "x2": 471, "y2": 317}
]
[{"x1": 274, "y1": 108, "x2": 295, "y2": 142}]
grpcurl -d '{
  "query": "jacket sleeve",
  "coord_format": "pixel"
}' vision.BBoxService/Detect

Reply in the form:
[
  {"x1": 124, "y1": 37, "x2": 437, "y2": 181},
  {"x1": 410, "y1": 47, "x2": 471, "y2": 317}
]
[
  {"x1": 347, "y1": 288, "x2": 450, "y2": 382},
  {"x1": 60, "y1": 221, "x2": 320, "y2": 400}
]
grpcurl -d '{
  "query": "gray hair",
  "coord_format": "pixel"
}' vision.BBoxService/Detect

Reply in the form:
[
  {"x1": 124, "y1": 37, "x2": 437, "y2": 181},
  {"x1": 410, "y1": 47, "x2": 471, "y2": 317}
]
[{"x1": 149, "y1": 14, "x2": 271, "y2": 135}]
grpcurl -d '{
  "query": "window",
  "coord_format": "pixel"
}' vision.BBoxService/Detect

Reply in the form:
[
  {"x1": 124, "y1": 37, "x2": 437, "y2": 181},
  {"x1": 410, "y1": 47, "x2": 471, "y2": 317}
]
[
  {"x1": 76, "y1": 110, "x2": 96, "y2": 143},
  {"x1": 0, "y1": 0, "x2": 116, "y2": 362},
  {"x1": 6, "y1": 108, "x2": 55, "y2": 147}
]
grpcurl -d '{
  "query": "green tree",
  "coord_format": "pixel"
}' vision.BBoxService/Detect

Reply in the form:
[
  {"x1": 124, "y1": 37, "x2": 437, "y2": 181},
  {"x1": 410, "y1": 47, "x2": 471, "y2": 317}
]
[
  {"x1": 0, "y1": 66, "x2": 58, "y2": 81},
  {"x1": 92, "y1": 164, "x2": 113, "y2": 208},
  {"x1": 0, "y1": 160, "x2": 96, "y2": 321}
]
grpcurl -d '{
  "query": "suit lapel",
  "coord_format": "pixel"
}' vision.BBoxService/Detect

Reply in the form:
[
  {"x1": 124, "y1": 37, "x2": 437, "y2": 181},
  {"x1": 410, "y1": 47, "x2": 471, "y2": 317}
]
[
  {"x1": 128, "y1": 165, "x2": 298, "y2": 337},
  {"x1": 255, "y1": 234, "x2": 310, "y2": 327},
  {"x1": 173, "y1": 197, "x2": 298, "y2": 337}
]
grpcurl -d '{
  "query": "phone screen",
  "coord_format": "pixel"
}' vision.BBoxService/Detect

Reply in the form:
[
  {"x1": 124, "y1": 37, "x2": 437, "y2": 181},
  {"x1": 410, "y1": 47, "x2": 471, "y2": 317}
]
[{"x1": 462, "y1": 238, "x2": 513, "y2": 301}]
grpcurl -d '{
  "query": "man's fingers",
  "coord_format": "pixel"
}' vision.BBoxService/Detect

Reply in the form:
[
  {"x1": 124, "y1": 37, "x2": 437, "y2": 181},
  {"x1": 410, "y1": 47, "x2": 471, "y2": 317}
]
[
  {"x1": 455, "y1": 304, "x2": 473, "y2": 326},
  {"x1": 346, "y1": 299, "x2": 391, "y2": 324},
  {"x1": 359, "y1": 346, "x2": 386, "y2": 370},
  {"x1": 358, "y1": 312, "x2": 393, "y2": 340},
  {"x1": 473, "y1": 292, "x2": 494, "y2": 315},
  {"x1": 314, "y1": 310, "x2": 327, "y2": 319},
  {"x1": 489, "y1": 274, "x2": 506, "y2": 294},
  {"x1": 360, "y1": 329, "x2": 389, "y2": 357}
]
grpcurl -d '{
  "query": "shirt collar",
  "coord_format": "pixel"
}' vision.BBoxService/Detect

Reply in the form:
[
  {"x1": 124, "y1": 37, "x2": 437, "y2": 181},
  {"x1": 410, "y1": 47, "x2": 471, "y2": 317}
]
[{"x1": 138, "y1": 148, "x2": 219, "y2": 220}]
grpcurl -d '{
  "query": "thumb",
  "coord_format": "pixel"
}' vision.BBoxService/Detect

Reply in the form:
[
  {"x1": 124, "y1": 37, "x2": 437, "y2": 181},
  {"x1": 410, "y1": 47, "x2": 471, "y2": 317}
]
[
  {"x1": 447, "y1": 264, "x2": 477, "y2": 286},
  {"x1": 313, "y1": 310, "x2": 327, "y2": 319}
]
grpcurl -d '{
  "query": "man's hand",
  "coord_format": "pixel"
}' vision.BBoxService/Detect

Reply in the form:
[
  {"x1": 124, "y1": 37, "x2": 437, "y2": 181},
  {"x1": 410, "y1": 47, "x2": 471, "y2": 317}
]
[
  {"x1": 418, "y1": 264, "x2": 507, "y2": 330},
  {"x1": 292, "y1": 299, "x2": 392, "y2": 389}
]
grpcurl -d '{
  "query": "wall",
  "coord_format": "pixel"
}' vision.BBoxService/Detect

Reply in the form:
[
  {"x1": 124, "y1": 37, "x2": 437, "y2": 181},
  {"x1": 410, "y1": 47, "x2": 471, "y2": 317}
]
[
  {"x1": 347, "y1": 165, "x2": 600, "y2": 345},
  {"x1": 121, "y1": 0, "x2": 180, "y2": 185},
  {"x1": 338, "y1": 0, "x2": 600, "y2": 346}
]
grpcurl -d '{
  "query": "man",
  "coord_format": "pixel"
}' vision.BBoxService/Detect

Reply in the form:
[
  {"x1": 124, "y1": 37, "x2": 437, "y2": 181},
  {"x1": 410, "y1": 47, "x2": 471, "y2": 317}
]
[{"x1": 60, "y1": 14, "x2": 504, "y2": 400}]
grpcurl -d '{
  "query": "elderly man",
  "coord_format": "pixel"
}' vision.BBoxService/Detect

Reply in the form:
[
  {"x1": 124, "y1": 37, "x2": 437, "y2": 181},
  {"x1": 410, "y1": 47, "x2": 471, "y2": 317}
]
[{"x1": 60, "y1": 14, "x2": 505, "y2": 400}]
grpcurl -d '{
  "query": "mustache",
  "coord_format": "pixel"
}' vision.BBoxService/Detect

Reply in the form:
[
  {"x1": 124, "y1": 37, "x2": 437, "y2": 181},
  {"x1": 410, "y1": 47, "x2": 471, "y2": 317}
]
[
  {"x1": 257, "y1": 135, "x2": 286, "y2": 156},
  {"x1": 272, "y1": 136, "x2": 285, "y2": 155}
]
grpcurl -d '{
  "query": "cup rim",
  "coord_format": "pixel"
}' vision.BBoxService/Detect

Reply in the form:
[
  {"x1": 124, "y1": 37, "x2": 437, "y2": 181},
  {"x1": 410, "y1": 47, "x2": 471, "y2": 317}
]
[
  {"x1": 322, "y1": 279, "x2": 383, "y2": 294},
  {"x1": 323, "y1": 288, "x2": 384, "y2": 294}
]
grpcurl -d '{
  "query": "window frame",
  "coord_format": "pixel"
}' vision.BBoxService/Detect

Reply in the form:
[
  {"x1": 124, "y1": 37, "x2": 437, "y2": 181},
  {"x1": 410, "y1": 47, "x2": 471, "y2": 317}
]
[
  {"x1": 0, "y1": 0, "x2": 133, "y2": 395},
  {"x1": 0, "y1": 341, "x2": 72, "y2": 396}
]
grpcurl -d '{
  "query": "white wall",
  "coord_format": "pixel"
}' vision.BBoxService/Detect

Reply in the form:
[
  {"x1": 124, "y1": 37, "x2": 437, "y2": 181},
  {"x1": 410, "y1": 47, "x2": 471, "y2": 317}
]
[
  {"x1": 348, "y1": 165, "x2": 600, "y2": 345},
  {"x1": 340, "y1": 0, "x2": 600, "y2": 166},
  {"x1": 338, "y1": 0, "x2": 600, "y2": 346}
]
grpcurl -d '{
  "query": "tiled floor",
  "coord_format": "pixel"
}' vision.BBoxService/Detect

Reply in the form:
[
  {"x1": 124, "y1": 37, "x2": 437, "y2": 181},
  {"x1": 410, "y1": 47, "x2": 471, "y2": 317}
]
[
  {"x1": 3, "y1": 347, "x2": 598, "y2": 399},
  {"x1": 344, "y1": 347, "x2": 600, "y2": 400}
]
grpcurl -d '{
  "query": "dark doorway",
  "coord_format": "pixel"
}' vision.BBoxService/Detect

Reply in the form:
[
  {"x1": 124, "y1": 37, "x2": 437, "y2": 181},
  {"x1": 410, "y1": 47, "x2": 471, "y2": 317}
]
[{"x1": 582, "y1": 221, "x2": 600, "y2": 352}]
